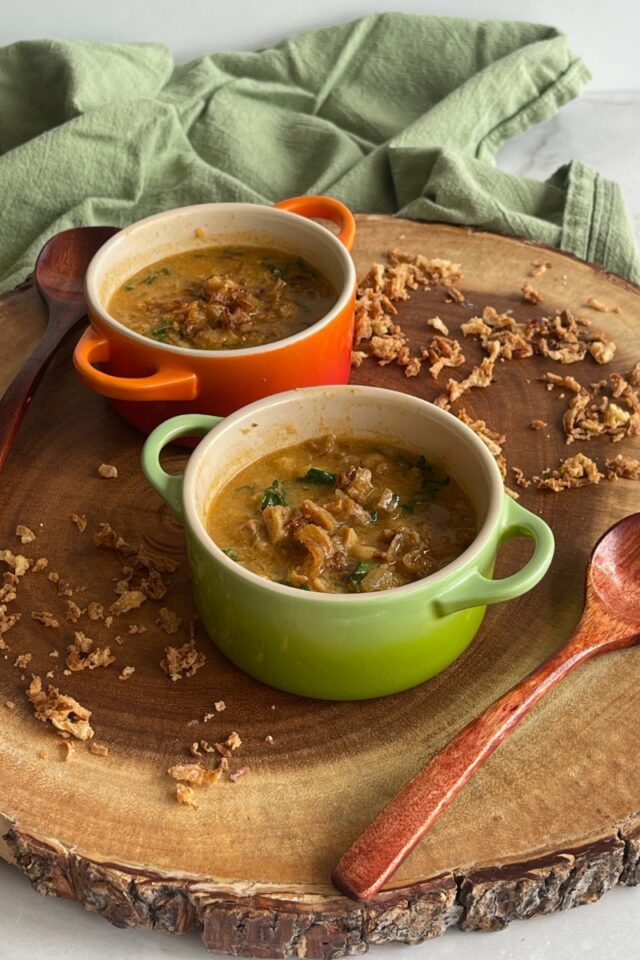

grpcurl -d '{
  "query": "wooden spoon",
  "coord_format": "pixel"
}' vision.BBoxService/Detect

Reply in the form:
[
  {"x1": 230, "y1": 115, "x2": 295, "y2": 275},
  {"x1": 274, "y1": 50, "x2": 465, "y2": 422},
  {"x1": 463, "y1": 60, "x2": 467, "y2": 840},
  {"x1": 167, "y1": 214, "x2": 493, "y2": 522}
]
[
  {"x1": 0, "y1": 226, "x2": 118, "y2": 473},
  {"x1": 333, "y1": 512, "x2": 640, "y2": 902}
]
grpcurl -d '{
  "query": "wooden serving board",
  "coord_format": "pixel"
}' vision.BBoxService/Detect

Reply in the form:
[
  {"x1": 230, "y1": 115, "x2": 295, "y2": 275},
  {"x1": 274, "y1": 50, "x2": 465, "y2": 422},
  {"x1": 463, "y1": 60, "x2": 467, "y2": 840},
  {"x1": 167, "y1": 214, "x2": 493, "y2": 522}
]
[{"x1": 1, "y1": 217, "x2": 639, "y2": 957}]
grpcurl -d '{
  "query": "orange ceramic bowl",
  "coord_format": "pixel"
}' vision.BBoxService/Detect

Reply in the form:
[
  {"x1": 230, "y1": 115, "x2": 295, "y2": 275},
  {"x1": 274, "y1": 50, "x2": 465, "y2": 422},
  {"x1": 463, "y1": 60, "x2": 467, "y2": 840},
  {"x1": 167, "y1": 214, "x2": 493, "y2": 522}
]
[{"x1": 74, "y1": 196, "x2": 356, "y2": 433}]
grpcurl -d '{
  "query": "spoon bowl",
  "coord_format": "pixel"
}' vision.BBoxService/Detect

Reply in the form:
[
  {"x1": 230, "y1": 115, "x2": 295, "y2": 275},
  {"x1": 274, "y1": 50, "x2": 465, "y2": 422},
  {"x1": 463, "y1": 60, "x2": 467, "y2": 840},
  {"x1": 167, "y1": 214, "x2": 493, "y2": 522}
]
[
  {"x1": 0, "y1": 226, "x2": 118, "y2": 473},
  {"x1": 36, "y1": 226, "x2": 119, "y2": 305},
  {"x1": 589, "y1": 512, "x2": 640, "y2": 624}
]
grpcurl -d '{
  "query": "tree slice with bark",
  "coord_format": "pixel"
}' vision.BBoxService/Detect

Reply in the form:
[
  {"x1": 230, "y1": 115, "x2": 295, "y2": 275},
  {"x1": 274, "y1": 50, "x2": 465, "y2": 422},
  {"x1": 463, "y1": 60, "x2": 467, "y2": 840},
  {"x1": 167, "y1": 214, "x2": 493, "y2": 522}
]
[{"x1": 0, "y1": 218, "x2": 639, "y2": 957}]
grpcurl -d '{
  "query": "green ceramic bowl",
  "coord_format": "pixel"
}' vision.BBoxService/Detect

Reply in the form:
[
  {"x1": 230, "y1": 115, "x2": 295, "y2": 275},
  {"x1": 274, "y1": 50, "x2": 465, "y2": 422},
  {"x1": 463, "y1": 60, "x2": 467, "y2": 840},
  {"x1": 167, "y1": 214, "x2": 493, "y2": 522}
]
[{"x1": 142, "y1": 386, "x2": 554, "y2": 700}]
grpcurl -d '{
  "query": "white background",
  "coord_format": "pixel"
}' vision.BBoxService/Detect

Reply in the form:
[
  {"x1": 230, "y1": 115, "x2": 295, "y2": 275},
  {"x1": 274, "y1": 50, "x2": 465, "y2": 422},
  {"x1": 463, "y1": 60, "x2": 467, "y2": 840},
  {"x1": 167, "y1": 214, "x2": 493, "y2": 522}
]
[
  {"x1": 0, "y1": 0, "x2": 637, "y2": 90},
  {"x1": 1, "y1": 2, "x2": 640, "y2": 959}
]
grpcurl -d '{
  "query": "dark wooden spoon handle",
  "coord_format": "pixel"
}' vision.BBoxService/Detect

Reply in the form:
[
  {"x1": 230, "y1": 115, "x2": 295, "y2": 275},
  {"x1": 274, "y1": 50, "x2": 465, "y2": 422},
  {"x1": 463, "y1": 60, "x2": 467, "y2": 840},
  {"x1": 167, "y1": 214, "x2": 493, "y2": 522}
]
[
  {"x1": 0, "y1": 305, "x2": 84, "y2": 473},
  {"x1": 333, "y1": 638, "x2": 597, "y2": 902}
]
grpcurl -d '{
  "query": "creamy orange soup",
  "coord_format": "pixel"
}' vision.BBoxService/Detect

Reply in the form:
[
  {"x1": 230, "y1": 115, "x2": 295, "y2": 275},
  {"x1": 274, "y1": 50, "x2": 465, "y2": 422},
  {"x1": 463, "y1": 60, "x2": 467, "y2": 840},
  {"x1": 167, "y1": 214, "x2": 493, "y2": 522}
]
[
  {"x1": 108, "y1": 245, "x2": 336, "y2": 350},
  {"x1": 206, "y1": 435, "x2": 476, "y2": 593}
]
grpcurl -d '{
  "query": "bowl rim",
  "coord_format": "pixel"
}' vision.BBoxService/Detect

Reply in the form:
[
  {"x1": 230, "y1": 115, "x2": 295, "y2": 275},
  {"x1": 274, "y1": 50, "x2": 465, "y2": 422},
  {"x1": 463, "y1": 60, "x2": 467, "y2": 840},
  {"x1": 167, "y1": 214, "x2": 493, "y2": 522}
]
[
  {"x1": 84, "y1": 202, "x2": 357, "y2": 359},
  {"x1": 181, "y1": 384, "x2": 505, "y2": 603}
]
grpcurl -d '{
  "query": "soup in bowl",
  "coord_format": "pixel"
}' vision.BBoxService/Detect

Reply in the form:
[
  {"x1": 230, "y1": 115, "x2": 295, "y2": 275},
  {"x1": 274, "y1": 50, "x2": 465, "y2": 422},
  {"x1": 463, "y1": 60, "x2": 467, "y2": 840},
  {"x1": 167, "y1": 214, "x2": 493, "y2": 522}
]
[
  {"x1": 74, "y1": 196, "x2": 356, "y2": 434},
  {"x1": 207, "y1": 435, "x2": 477, "y2": 593},
  {"x1": 108, "y1": 244, "x2": 337, "y2": 351},
  {"x1": 141, "y1": 386, "x2": 554, "y2": 700}
]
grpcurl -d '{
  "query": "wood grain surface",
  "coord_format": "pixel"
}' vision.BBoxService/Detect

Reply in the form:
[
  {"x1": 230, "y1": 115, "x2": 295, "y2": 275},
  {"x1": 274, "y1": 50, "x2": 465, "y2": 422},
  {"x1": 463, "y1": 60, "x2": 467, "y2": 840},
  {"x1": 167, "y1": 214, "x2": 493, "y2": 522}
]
[
  {"x1": 1, "y1": 217, "x2": 639, "y2": 957},
  {"x1": 333, "y1": 514, "x2": 640, "y2": 901}
]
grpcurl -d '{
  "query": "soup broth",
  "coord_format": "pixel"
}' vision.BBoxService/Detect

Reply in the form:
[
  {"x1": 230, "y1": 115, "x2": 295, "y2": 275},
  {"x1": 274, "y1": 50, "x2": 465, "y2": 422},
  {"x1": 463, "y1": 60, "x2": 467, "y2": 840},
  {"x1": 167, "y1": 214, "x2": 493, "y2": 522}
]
[
  {"x1": 108, "y1": 245, "x2": 336, "y2": 350},
  {"x1": 206, "y1": 435, "x2": 477, "y2": 593}
]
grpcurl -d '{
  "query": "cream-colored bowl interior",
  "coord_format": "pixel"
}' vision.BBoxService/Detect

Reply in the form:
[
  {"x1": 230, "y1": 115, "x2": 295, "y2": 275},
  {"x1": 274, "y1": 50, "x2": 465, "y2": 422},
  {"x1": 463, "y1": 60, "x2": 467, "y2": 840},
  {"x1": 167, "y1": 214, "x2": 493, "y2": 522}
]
[{"x1": 184, "y1": 385, "x2": 504, "y2": 589}]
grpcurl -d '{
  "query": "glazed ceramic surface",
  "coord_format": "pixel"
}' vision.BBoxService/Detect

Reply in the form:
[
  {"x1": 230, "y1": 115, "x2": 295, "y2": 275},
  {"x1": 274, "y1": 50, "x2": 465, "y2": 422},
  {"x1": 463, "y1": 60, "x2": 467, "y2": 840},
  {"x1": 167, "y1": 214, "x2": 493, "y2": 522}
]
[
  {"x1": 75, "y1": 197, "x2": 356, "y2": 433},
  {"x1": 142, "y1": 386, "x2": 554, "y2": 699}
]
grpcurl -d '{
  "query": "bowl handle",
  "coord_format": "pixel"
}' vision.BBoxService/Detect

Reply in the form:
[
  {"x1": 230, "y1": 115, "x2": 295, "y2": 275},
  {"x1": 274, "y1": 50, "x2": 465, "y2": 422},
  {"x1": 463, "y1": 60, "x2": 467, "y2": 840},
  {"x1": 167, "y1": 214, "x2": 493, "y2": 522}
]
[
  {"x1": 141, "y1": 414, "x2": 222, "y2": 521},
  {"x1": 73, "y1": 327, "x2": 199, "y2": 401},
  {"x1": 274, "y1": 195, "x2": 356, "y2": 251},
  {"x1": 435, "y1": 496, "x2": 555, "y2": 616}
]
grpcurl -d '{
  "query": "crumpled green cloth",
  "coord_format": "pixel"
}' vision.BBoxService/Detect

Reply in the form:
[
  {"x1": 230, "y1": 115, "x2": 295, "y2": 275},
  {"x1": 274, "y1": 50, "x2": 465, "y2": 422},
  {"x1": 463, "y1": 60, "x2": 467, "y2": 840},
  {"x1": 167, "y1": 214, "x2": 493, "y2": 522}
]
[{"x1": 1, "y1": 13, "x2": 638, "y2": 293}]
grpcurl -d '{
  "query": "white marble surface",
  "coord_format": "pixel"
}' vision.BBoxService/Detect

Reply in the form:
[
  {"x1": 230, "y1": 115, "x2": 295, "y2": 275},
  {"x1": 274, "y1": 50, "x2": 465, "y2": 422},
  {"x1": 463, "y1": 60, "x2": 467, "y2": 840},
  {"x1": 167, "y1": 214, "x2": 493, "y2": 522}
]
[
  {"x1": 2, "y1": 855, "x2": 640, "y2": 960},
  {"x1": 2, "y1": 77, "x2": 640, "y2": 960},
  {"x1": 498, "y1": 91, "x2": 640, "y2": 245}
]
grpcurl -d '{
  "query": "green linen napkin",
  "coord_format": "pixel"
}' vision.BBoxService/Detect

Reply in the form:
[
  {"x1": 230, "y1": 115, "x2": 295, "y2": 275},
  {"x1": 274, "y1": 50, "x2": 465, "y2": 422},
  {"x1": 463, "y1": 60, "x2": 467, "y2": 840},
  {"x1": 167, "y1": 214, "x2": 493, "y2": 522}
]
[{"x1": 1, "y1": 13, "x2": 638, "y2": 293}]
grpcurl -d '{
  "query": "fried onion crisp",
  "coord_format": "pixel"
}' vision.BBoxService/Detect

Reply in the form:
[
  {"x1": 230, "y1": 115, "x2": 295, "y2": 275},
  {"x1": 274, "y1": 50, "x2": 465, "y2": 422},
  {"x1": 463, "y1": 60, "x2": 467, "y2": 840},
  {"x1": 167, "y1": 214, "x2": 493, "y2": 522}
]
[
  {"x1": 353, "y1": 249, "x2": 463, "y2": 372},
  {"x1": 605, "y1": 454, "x2": 640, "y2": 480},
  {"x1": 161, "y1": 640, "x2": 206, "y2": 681},
  {"x1": 26, "y1": 676, "x2": 94, "y2": 741}
]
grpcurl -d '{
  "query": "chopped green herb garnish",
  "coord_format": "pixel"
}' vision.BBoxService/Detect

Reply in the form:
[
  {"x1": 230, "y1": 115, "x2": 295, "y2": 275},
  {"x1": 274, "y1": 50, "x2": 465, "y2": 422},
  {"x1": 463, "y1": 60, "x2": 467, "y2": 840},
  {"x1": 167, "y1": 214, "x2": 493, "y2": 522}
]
[
  {"x1": 417, "y1": 455, "x2": 449, "y2": 497},
  {"x1": 279, "y1": 257, "x2": 312, "y2": 280},
  {"x1": 296, "y1": 468, "x2": 337, "y2": 486},
  {"x1": 141, "y1": 266, "x2": 170, "y2": 284},
  {"x1": 261, "y1": 260, "x2": 282, "y2": 277},
  {"x1": 261, "y1": 479, "x2": 287, "y2": 509},
  {"x1": 291, "y1": 257, "x2": 310, "y2": 273},
  {"x1": 222, "y1": 548, "x2": 239, "y2": 561},
  {"x1": 125, "y1": 283, "x2": 135, "y2": 291},
  {"x1": 349, "y1": 560, "x2": 375, "y2": 591},
  {"x1": 151, "y1": 321, "x2": 173, "y2": 342},
  {"x1": 369, "y1": 509, "x2": 378, "y2": 522}
]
